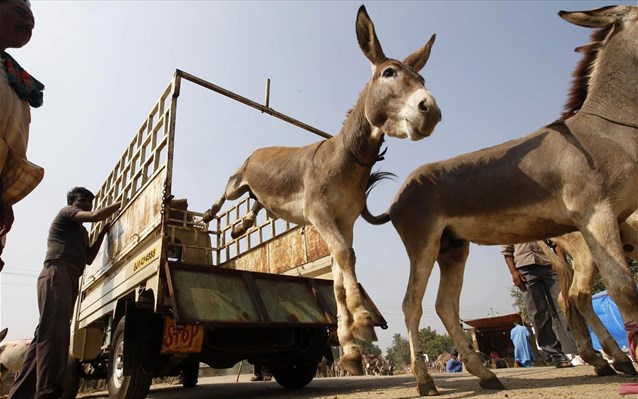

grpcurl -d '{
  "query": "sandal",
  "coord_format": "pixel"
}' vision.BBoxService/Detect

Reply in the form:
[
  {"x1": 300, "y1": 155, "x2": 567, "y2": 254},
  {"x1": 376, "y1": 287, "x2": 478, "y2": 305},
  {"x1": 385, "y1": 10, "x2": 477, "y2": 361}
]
[{"x1": 555, "y1": 361, "x2": 574, "y2": 368}]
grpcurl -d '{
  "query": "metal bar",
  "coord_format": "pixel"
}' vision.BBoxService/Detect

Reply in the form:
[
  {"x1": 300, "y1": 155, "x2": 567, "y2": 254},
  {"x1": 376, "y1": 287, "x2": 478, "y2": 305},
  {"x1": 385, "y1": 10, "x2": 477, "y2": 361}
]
[
  {"x1": 176, "y1": 69, "x2": 333, "y2": 140},
  {"x1": 264, "y1": 78, "x2": 270, "y2": 109}
]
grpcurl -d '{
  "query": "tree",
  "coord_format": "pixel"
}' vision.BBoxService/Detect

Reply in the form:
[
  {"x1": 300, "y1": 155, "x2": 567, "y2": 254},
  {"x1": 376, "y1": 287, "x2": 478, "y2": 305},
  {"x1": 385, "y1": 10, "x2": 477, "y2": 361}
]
[
  {"x1": 385, "y1": 327, "x2": 461, "y2": 371},
  {"x1": 510, "y1": 286, "x2": 529, "y2": 323},
  {"x1": 385, "y1": 333, "x2": 410, "y2": 370},
  {"x1": 418, "y1": 326, "x2": 455, "y2": 359}
]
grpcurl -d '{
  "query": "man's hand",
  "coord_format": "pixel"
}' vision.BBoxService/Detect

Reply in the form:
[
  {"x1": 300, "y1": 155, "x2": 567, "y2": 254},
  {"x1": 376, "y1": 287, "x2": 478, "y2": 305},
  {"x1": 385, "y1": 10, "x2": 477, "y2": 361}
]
[
  {"x1": 511, "y1": 269, "x2": 527, "y2": 291},
  {"x1": 0, "y1": 204, "x2": 14, "y2": 236}
]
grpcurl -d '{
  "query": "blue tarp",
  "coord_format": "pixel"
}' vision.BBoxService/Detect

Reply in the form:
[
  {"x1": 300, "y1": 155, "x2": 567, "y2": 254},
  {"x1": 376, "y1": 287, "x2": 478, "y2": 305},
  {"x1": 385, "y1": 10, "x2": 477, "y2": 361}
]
[{"x1": 589, "y1": 290, "x2": 628, "y2": 351}]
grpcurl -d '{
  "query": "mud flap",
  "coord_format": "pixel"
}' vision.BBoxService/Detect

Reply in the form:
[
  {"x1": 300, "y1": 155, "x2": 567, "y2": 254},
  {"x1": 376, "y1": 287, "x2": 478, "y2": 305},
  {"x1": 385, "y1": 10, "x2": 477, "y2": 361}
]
[{"x1": 123, "y1": 301, "x2": 164, "y2": 375}]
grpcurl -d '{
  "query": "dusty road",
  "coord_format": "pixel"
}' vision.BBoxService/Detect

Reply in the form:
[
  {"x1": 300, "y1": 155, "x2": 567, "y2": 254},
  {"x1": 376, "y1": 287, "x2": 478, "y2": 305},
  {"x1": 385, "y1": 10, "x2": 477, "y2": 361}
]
[{"x1": 78, "y1": 364, "x2": 637, "y2": 399}]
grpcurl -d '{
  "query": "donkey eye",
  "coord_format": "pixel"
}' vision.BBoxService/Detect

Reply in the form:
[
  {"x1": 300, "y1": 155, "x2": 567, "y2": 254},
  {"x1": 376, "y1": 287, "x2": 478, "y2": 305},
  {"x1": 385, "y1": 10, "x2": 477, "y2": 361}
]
[{"x1": 382, "y1": 67, "x2": 396, "y2": 78}]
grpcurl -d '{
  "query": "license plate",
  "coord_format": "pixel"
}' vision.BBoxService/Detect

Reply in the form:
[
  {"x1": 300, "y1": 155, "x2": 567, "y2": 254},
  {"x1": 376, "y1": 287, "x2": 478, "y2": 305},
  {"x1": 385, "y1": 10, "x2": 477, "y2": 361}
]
[{"x1": 160, "y1": 317, "x2": 204, "y2": 354}]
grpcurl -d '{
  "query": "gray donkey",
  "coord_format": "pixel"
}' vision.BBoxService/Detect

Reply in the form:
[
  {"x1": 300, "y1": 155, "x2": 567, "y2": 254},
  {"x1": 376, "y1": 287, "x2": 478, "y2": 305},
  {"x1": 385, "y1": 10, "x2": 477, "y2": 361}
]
[{"x1": 363, "y1": 5, "x2": 638, "y2": 395}]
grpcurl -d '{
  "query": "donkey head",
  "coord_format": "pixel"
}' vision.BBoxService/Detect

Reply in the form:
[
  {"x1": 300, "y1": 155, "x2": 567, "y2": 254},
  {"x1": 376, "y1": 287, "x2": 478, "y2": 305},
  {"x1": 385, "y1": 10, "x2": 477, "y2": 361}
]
[{"x1": 356, "y1": 5, "x2": 441, "y2": 141}]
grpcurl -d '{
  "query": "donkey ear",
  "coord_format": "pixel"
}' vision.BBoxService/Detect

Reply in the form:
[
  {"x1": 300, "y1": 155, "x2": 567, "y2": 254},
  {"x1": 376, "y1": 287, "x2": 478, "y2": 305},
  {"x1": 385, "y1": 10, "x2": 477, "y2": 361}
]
[
  {"x1": 403, "y1": 34, "x2": 436, "y2": 73},
  {"x1": 356, "y1": 5, "x2": 387, "y2": 66},
  {"x1": 558, "y1": 5, "x2": 628, "y2": 28}
]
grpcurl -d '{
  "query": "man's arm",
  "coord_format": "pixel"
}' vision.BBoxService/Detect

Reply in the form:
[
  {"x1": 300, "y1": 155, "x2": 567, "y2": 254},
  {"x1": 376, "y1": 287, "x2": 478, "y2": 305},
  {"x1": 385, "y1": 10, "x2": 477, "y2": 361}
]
[{"x1": 71, "y1": 202, "x2": 121, "y2": 224}]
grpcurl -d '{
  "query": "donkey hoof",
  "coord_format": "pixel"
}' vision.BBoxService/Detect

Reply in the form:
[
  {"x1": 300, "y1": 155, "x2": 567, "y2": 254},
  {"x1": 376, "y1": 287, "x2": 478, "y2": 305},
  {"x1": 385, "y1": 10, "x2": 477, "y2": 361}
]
[
  {"x1": 594, "y1": 364, "x2": 617, "y2": 376},
  {"x1": 231, "y1": 225, "x2": 246, "y2": 239},
  {"x1": 416, "y1": 380, "x2": 440, "y2": 396},
  {"x1": 479, "y1": 375, "x2": 505, "y2": 390},
  {"x1": 341, "y1": 354, "x2": 364, "y2": 376},
  {"x1": 612, "y1": 360, "x2": 637, "y2": 376}
]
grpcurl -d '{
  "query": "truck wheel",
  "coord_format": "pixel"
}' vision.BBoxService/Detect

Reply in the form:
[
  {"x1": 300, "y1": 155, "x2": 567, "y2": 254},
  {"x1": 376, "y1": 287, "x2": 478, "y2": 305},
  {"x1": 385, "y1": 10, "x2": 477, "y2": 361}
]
[
  {"x1": 273, "y1": 357, "x2": 319, "y2": 389},
  {"x1": 107, "y1": 317, "x2": 153, "y2": 399},
  {"x1": 181, "y1": 360, "x2": 199, "y2": 388},
  {"x1": 61, "y1": 357, "x2": 81, "y2": 399}
]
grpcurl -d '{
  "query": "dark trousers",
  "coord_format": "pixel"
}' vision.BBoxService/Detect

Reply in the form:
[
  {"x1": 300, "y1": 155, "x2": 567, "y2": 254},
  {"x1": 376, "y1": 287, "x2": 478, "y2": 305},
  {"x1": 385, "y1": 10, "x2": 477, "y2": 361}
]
[
  {"x1": 519, "y1": 264, "x2": 573, "y2": 364},
  {"x1": 9, "y1": 262, "x2": 80, "y2": 399}
]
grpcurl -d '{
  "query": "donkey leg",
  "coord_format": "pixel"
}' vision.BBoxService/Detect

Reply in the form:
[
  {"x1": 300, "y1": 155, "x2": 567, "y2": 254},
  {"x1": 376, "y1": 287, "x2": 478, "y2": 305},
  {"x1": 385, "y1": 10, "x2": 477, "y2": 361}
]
[
  {"x1": 332, "y1": 264, "x2": 364, "y2": 376},
  {"x1": 436, "y1": 243, "x2": 505, "y2": 390},
  {"x1": 203, "y1": 163, "x2": 252, "y2": 223},
  {"x1": 579, "y1": 209, "x2": 638, "y2": 347},
  {"x1": 402, "y1": 239, "x2": 440, "y2": 396},
  {"x1": 571, "y1": 264, "x2": 634, "y2": 375},
  {"x1": 571, "y1": 224, "x2": 637, "y2": 375},
  {"x1": 549, "y1": 235, "x2": 620, "y2": 375},
  {"x1": 201, "y1": 195, "x2": 226, "y2": 223},
  {"x1": 316, "y1": 219, "x2": 376, "y2": 342},
  {"x1": 231, "y1": 201, "x2": 263, "y2": 238}
]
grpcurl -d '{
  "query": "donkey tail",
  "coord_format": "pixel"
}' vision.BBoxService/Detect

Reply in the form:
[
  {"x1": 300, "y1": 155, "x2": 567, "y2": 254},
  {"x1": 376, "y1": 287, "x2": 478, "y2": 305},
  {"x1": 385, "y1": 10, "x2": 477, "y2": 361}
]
[
  {"x1": 362, "y1": 171, "x2": 394, "y2": 225},
  {"x1": 539, "y1": 239, "x2": 573, "y2": 315}
]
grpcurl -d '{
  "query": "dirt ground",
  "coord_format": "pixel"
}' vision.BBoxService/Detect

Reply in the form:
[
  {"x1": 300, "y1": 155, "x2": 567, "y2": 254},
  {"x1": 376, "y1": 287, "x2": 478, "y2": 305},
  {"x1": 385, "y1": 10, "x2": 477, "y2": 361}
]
[{"x1": 74, "y1": 364, "x2": 638, "y2": 399}]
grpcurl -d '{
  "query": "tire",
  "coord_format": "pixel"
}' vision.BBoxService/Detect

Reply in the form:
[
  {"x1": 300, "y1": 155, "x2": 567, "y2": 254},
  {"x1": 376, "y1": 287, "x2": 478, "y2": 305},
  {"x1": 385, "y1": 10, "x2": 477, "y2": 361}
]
[
  {"x1": 61, "y1": 357, "x2": 81, "y2": 399},
  {"x1": 273, "y1": 357, "x2": 319, "y2": 389},
  {"x1": 181, "y1": 360, "x2": 199, "y2": 388},
  {"x1": 107, "y1": 317, "x2": 153, "y2": 399}
]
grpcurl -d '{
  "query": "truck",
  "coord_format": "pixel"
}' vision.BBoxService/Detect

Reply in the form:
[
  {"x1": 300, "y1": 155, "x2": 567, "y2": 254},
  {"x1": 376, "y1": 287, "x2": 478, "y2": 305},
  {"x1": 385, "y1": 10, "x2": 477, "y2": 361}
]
[{"x1": 63, "y1": 70, "x2": 386, "y2": 399}]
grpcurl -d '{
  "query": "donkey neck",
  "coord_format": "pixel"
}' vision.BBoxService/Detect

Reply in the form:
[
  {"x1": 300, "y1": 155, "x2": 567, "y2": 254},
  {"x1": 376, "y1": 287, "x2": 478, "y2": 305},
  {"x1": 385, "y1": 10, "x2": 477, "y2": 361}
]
[
  {"x1": 579, "y1": 30, "x2": 638, "y2": 128},
  {"x1": 336, "y1": 91, "x2": 384, "y2": 168}
]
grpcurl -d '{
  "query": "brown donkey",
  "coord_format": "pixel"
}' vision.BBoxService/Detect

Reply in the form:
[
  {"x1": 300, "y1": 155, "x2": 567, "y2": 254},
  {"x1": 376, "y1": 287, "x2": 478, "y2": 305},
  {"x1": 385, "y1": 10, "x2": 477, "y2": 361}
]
[
  {"x1": 363, "y1": 5, "x2": 638, "y2": 395},
  {"x1": 201, "y1": 5, "x2": 441, "y2": 374}
]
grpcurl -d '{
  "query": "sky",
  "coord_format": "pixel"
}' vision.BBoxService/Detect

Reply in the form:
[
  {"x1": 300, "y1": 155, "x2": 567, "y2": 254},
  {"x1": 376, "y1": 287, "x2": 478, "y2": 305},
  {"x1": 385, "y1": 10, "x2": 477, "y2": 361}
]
[{"x1": 0, "y1": 0, "x2": 632, "y2": 353}]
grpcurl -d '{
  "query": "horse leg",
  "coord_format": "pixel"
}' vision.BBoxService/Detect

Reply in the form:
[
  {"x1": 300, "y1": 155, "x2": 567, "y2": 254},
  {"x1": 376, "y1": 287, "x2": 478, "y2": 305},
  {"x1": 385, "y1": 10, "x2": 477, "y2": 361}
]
[
  {"x1": 231, "y1": 201, "x2": 263, "y2": 238},
  {"x1": 402, "y1": 237, "x2": 440, "y2": 396},
  {"x1": 436, "y1": 242, "x2": 505, "y2": 390}
]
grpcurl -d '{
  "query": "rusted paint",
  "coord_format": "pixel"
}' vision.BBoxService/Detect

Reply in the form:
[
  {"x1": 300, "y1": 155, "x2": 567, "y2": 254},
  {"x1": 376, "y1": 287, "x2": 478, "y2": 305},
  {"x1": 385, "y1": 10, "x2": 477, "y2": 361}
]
[
  {"x1": 229, "y1": 245, "x2": 268, "y2": 272},
  {"x1": 221, "y1": 226, "x2": 331, "y2": 276},
  {"x1": 270, "y1": 228, "x2": 306, "y2": 273},
  {"x1": 304, "y1": 226, "x2": 330, "y2": 261}
]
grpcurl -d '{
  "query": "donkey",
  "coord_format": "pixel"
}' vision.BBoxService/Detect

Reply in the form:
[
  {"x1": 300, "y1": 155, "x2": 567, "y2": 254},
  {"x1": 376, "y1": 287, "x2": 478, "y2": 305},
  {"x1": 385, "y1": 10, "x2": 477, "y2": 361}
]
[
  {"x1": 200, "y1": 5, "x2": 441, "y2": 375},
  {"x1": 362, "y1": 5, "x2": 638, "y2": 395},
  {"x1": 542, "y1": 211, "x2": 638, "y2": 376}
]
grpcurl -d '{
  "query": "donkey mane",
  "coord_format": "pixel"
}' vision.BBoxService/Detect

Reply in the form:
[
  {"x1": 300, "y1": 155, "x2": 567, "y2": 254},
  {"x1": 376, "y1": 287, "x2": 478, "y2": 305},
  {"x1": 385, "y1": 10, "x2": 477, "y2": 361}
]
[{"x1": 561, "y1": 25, "x2": 613, "y2": 120}]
